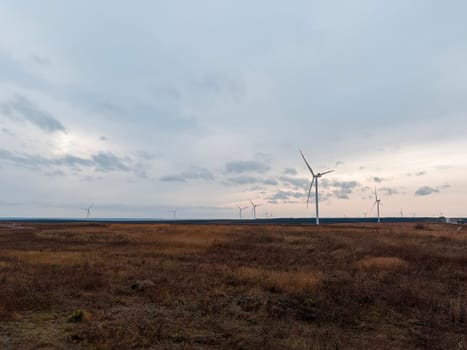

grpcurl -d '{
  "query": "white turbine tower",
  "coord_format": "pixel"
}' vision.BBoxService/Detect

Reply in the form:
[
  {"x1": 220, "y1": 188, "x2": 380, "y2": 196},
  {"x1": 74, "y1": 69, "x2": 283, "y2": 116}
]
[
  {"x1": 237, "y1": 205, "x2": 248, "y2": 219},
  {"x1": 80, "y1": 204, "x2": 93, "y2": 218},
  {"x1": 169, "y1": 209, "x2": 177, "y2": 218},
  {"x1": 300, "y1": 150, "x2": 334, "y2": 225},
  {"x1": 250, "y1": 200, "x2": 262, "y2": 220},
  {"x1": 372, "y1": 188, "x2": 382, "y2": 223}
]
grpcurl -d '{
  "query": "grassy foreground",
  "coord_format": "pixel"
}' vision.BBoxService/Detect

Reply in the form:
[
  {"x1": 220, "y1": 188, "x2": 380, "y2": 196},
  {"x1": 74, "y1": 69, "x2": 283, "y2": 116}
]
[{"x1": 0, "y1": 222, "x2": 465, "y2": 349}]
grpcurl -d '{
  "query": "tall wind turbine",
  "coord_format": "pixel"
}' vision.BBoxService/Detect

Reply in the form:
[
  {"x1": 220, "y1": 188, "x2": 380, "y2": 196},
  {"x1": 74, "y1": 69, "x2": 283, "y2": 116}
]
[
  {"x1": 250, "y1": 200, "x2": 262, "y2": 220},
  {"x1": 300, "y1": 150, "x2": 334, "y2": 225},
  {"x1": 372, "y1": 188, "x2": 382, "y2": 223},
  {"x1": 80, "y1": 204, "x2": 93, "y2": 218},
  {"x1": 169, "y1": 209, "x2": 177, "y2": 218},
  {"x1": 237, "y1": 205, "x2": 248, "y2": 219}
]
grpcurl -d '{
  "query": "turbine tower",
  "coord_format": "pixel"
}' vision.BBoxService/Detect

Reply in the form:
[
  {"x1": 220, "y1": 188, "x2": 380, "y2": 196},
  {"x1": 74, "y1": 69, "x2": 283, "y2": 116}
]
[
  {"x1": 300, "y1": 150, "x2": 334, "y2": 225},
  {"x1": 372, "y1": 188, "x2": 382, "y2": 223},
  {"x1": 250, "y1": 200, "x2": 262, "y2": 220},
  {"x1": 169, "y1": 209, "x2": 177, "y2": 218},
  {"x1": 237, "y1": 205, "x2": 248, "y2": 219},
  {"x1": 80, "y1": 204, "x2": 93, "y2": 218}
]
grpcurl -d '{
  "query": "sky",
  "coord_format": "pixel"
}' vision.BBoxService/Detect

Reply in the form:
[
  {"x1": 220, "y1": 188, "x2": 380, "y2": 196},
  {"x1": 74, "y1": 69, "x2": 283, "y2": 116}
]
[{"x1": 0, "y1": 1, "x2": 466, "y2": 219}]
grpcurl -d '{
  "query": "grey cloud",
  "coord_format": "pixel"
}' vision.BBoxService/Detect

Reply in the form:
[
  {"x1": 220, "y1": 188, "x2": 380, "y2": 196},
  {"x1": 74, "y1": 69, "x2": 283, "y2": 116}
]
[
  {"x1": 226, "y1": 175, "x2": 276, "y2": 186},
  {"x1": 1, "y1": 95, "x2": 66, "y2": 133},
  {"x1": 91, "y1": 153, "x2": 130, "y2": 172},
  {"x1": 44, "y1": 170, "x2": 66, "y2": 177},
  {"x1": 415, "y1": 186, "x2": 439, "y2": 196},
  {"x1": 336, "y1": 161, "x2": 344, "y2": 166},
  {"x1": 283, "y1": 167, "x2": 297, "y2": 175},
  {"x1": 331, "y1": 180, "x2": 359, "y2": 199},
  {"x1": 318, "y1": 178, "x2": 331, "y2": 188},
  {"x1": 263, "y1": 178, "x2": 278, "y2": 186},
  {"x1": 373, "y1": 176, "x2": 385, "y2": 183},
  {"x1": 54, "y1": 155, "x2": 94, "y2": 168},
  {"x1": 159, "y1": 175, "x2": 186, "y2": 182},
  {"x1": 406, "y1": 171, "x2": 427, "y2": 177},
  {"x1": 279, "y1": 176, "x2": 309, "y2": 190},
  {"x1": 380, "y1": 187, "x2": 399, "y2": 196},
  {"x1": 160, "y1": 167, "x2": 214, "y2": 183},
  {"x1": 225, "y1": 160, "x2": 270, "y2": 174},
  {"x1": 0, "y1": 148, "x2": 134, "y2": 175},
  {"x1": 268, "y1": 190, "x2": 303, "y2": 203}
]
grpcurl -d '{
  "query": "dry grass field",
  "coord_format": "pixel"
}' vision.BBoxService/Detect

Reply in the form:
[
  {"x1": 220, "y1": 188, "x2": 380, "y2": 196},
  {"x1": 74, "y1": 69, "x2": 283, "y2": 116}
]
[{"x1": 0, "y1": 222, "x2": 465, "y2": 349}]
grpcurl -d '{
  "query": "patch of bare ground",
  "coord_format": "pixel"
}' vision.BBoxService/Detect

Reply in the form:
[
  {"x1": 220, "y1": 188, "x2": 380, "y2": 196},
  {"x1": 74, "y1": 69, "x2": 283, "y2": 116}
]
[{"x1": 0, "y1": 222, "x2": 465, "y2": 349}]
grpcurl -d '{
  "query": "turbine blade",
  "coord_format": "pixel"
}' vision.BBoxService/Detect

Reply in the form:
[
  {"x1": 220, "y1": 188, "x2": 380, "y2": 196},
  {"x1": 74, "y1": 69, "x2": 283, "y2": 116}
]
[
  {"x1": 300, "y1": 150, "x2": 315, "y2": 176},
  {"x1": 320, "y1": 170, "x2": 335, "y2": 176},
  {"x1": 371, "y1": 201, "x2": 377, "y2": 210},
  {"x1": 250, "y1": 200, "x2": 255, "y2": 206},
  {"x1": 306, "y1": 178, "x2": 314, "y2": 208}
]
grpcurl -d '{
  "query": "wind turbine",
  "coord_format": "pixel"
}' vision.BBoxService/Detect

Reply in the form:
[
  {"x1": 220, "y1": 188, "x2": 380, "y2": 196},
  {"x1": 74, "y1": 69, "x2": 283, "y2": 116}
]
[
  {"x1": 372, "y1": 188, "x2": 382, "y2": 223},
  {"x1": 80, "y1": 204, "x2": 93, "y2": 218},
  {"x1": 237, "y1": 205, "x2": 248, "y2": 219},
  {"x1": 300, "y1": 150, "x2": 334, "y2": 225},
  {"x1": 250, "y1": 200, "x2": 262, "y2": 220},
  {"x1": 169, "y1": 209, "x2": 177, "y2": 218}
]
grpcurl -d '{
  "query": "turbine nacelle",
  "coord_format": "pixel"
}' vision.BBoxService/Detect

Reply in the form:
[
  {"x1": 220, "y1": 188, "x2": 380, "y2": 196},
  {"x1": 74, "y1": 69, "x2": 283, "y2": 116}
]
[
  {"x1": 80, "y1": 204, "x2": 93, "y2": 218},
  {"x1": 250, "y1": 200, "x2": 263, "y2": 219},
  {"x1": 237, "y1": 204, "x2": 248, "y2": 219}
]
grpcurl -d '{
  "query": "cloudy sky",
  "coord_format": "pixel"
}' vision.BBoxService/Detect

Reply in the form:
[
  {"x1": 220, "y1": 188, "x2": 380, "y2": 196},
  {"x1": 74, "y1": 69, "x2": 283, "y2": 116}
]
[{"x1": 1, "y1": 1, "x2": 466, "y2": 218}]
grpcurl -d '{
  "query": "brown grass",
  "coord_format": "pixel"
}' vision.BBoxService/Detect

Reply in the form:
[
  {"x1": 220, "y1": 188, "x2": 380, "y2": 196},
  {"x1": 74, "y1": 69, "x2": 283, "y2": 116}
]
[
  {"x1": 356, "y1": 256, "x2": 408, "y2": 270},
  {"x1": 2, "y1": 250, "x2": 89, "y2": 265},
  {"x1": 0, "y1": 222, "x2": 465, "y2": 349},
  {"x1": 234, "y1": 266, "x2": 321, "y2": 293}
]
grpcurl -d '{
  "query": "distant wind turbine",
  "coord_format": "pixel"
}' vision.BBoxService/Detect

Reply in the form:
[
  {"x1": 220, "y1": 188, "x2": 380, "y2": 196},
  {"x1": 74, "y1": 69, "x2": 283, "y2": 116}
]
[
  {"x1": 372, "y1": 188, "x2": 382, "y2": 223},
  {"x1": 300, "y1": 150, "x2": 335, "y2": 225},
  {"x1": 237, "y1": 205, "x2": 248, "y2": 219},
  {"x1": 169, "y1": 209, "x2": 177, "y2": 218},
  {"x1": 80, "y1": 204, "x2": 93, "y2": 218},
  {"x1": 250, "y1": 200, "x2": 262, "y2": 220}
]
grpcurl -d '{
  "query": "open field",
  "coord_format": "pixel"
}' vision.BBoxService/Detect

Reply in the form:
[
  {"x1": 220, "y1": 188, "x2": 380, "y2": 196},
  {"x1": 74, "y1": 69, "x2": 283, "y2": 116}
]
[{"x1": 0, "y1": 222, "x2": 465, "y2": 349}]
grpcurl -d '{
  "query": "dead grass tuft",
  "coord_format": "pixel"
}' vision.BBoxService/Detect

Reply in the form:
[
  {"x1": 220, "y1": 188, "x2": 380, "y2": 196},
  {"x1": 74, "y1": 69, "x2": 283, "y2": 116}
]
[
  {"x1": 2, "y1": 250, "x2": 88, "y2": 265},
  {"x1": 356, "y1": 256, "x2": 408, "y2": 270},
  {"x1": 235, "y1": 266, "x2": 321, "y2": 294}
]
